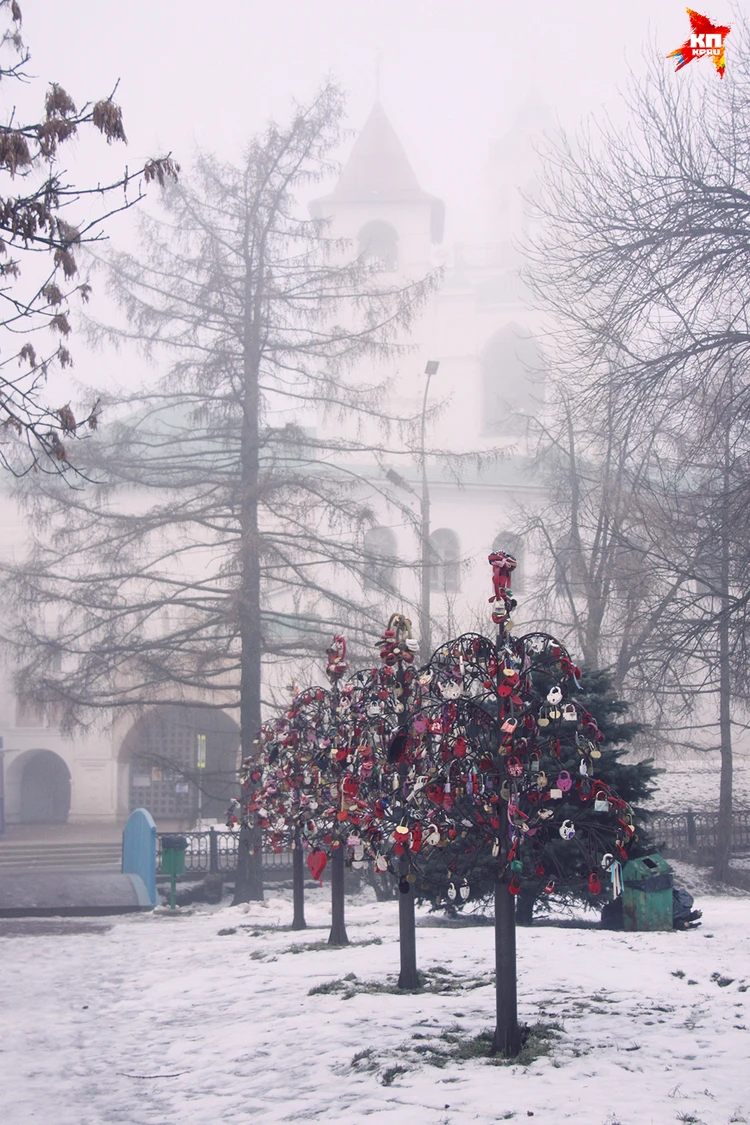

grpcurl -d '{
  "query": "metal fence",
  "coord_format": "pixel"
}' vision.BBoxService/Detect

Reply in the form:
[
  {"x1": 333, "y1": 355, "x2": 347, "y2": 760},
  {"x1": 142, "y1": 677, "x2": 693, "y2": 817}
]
[
  {"x1": 156, "y1": 829, "x2": 292, "y2": 875},
  {"x1": 156, "y1": 811, "x2": 750, "y2": 875},
  {"x1": 648, "y1": 809, "x2": 750, "y2": 852}
]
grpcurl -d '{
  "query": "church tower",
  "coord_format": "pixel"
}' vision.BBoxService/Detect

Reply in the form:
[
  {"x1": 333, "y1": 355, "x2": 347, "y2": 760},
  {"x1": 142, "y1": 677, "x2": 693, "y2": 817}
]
[{"x1": 310, "y1": 102, "x2": 445, "y2": 278}]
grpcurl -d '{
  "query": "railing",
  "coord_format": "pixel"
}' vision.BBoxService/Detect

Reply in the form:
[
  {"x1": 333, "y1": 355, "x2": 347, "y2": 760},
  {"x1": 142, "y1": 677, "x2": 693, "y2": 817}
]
[
  {"x1": 157, "y1": 812, "x2": 750, "y2": 874},
  {"x1": 156, "y1": 829, "x2": 292, "y2": 875},
  {"x1": 647, "y1": 809, "x2": 750, "y2": 852}
]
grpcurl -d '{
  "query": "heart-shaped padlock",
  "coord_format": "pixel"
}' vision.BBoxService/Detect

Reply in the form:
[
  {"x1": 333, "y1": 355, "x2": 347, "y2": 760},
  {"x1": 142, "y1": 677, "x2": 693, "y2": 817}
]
[{"x1": 557, "y1": 770, "x2": 573, "y2": 792}]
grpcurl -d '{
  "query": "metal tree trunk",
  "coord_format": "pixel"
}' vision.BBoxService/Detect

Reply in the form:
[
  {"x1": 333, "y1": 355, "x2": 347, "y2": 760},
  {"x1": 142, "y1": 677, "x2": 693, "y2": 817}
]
[
  {"x1": 292, "y1": 834, "x2": 306, "y2": 930},
  {"x1": 492, "y1": 875, "x2": 521, "y2": 1058},
  {"x1": 397, "y1": 856, "x2": 419, "y2": 989},
  {"x1": 328, "y1": 843, "x2": 349, "y2": 945}
]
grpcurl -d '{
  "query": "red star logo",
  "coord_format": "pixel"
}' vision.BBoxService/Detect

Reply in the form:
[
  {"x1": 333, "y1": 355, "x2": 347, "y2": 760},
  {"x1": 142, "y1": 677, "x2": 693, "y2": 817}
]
[{"x1": 667, "y1": 8, "x2": 731, "y2": 78}]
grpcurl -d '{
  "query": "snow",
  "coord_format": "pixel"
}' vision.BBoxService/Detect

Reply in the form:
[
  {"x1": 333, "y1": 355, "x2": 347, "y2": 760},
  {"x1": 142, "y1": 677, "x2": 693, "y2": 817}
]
[
  {"x1": 647, "y1": 758, "x2": 750, "y2": 814},
  {"x1": 1, "y1": 882, "x2": 749, "y2": 1125}
]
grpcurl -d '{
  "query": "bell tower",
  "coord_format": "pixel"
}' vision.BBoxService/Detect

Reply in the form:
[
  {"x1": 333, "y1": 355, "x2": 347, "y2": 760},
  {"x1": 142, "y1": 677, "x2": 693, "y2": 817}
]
[{"x1": 310, "y1": 102, "x2": 444, "y2": 278}]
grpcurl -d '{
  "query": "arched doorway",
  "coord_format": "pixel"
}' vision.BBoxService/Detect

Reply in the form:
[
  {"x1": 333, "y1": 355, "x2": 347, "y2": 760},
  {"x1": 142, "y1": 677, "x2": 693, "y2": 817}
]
[
  {"x1": 119, "y1": 705, "x2": 240, "y2": 825},
  {"x1": 19, "y1": 750, "x2": 71, "y2": 824}
]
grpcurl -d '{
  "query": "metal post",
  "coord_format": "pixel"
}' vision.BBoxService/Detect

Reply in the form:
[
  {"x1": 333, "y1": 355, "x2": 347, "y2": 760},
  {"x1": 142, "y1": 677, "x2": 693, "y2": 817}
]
[
  {"x1": 292, "y1": 828, "x2": 306, "y2": 930},
  {"x1": 209, "y1": 826, "x2": 219, "y2": 874},
  {"x1": 328, "y1": 841, "x2": 349, "y2": 945},
  {"x1": 170, "y1": 872, "x2": 177, "y2": 910},
  {"x1": 397, "y1": 854, "x2": 419, "y2": 989},
  {"x1": 419, "y1": 362, "x2": 438, "y2": 658},
  {"x1": 686, "y1": 808, "x2": 697, "y2": 848},
  {"x1": 492, "y1": 873, "x2": 521, "y2": 1057}
]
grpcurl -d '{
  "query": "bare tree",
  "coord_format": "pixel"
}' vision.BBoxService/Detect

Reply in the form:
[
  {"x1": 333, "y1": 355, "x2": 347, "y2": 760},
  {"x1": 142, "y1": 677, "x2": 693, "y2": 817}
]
[
  {"x1": 526, "y1": 22, "x2": 750, "y2": 878},
  {"x1": 0, "y1": 82, "x2": 437, "y2": 899},
  {"x1": 0, "y1": 0, "x2": 178, "y2": 473}
]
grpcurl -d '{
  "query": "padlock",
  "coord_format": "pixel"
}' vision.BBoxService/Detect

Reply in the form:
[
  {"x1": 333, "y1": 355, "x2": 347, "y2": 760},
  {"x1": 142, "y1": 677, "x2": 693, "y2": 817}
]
[
  {"x1": 537, "y1": 705, "x2": 550, "y2": 728},
  {"x1": 594, "y1": 795, "x2": 609, "y2": 812},
  {"x1": 536, "y1": 770, "x2": 548, "y2": 789},
  {"x1": 375, "y1": 854, "x2": 388, "y2": 872},
  {"x1": 557, "y1": 770, "x2": 573, "y2": 792},
  {"x1": 549, "y1": 786, "x2": 562, "y2": 799},
  {"x1": 507, "y1": 756, "x2": 524, "y2": 778},
  {"x1": 510, "y1": 858, "x2": 523, "y2": 873},
  {"x1": 447, "y1": 882, "x2": 457, "y2": 901},
  {"x1": 588, "y1": 872, "x2": 601, "y2": 895},
  {"x1": 492, "y1": 839, "x2": 500, "y2": 857},
  {"x1": 500, "y1": 780, "x2": 511, "y2": 800},
  {"x1": 547, "y1": 686, "x2": 562, "y2": 704},
  {"x1": 459, "y1": 879, "x2": 470, "y2": 901},
  {"x1": 579, "y1": 760, "x2": 589, "y2": 777},
  {"x1": 425, "y1": 824, "x2": 441, "y2": 846},
  {"x1": 562, "y1": 703, "x2": 577, "y2": 722},
  {"x1": 501, "y1": 716, "x2": 518, "y2": 734},
  {"x1": 559, "y1": 819, "x2": 576, "y2": 840}
]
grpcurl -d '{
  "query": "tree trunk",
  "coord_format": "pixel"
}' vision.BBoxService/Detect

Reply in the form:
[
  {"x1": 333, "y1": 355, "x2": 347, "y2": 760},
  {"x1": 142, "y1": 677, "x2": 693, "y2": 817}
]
[
  {"x1": 328, "y1": 842, "x2": 349, "y2": 945},
  {"x1": 292, "y1": 831, "x2": 306, "y2": 930},
  {"x1": 234, "y1": 257, "x2": 265, "y2": 906},
  {"x1": 515, "y1": 884, "x2": 536, "y2": 926},
  {"x1": 232, "y1": 819, "x2": 264, "y2": 904},
  {"x1": 397, "y1": 856, "x2": 419, "y2": 989},
  {"x1": 714, "y1": 419, "x2": 734, "y2": 883},
  {"x1": 492, "y1": 875, "x2": 521, "y2": 1058}
]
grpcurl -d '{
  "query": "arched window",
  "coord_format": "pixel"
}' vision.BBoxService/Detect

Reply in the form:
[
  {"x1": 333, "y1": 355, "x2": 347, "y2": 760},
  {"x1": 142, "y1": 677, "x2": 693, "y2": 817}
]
[
  {"x1": 363, "y1": 526, "x2": 398, "y2": 591},
  {"x1": 429, "y1": 528, "x2": 460, "y2": 592},
  {"x1": 491, "y1": 532, "x2": 524, "y2": 594},
  {"x1": 481, "y1": 323, "x2": 543, "y2": 434},
  {"x1": 358, "y1": 220, "x2": 398, "y2": 272}
]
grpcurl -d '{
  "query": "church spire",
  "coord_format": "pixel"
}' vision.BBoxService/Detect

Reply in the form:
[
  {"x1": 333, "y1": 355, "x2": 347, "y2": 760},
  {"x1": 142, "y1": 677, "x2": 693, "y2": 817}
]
[{"x1": 311, "y1": 102, "x2": 444, "y2": 243}]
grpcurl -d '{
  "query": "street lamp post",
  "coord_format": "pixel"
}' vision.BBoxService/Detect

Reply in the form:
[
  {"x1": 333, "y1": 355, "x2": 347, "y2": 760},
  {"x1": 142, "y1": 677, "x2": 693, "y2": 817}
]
[
  {"x1": 385, "y1": 361, "x2": 440, "y2": 660},
  {"x1": 419, "y1": 361, "x2": 439, "y2": 658}
]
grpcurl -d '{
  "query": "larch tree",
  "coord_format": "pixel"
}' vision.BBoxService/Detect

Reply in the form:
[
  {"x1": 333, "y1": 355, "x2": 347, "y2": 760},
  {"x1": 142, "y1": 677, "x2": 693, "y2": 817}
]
[{"x1": 0, "y1": 82, "x2": 437, "y2": 900}]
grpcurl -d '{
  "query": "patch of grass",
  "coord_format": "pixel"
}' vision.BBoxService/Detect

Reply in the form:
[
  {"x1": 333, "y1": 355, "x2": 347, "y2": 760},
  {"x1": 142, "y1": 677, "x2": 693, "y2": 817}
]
[
  {"x1": 350, "y1": 1047, "x2": 378, "y2": 1073},
  {"x1": 676, "y1": 1114, "x2": 705, "y2": 1124},
  {"x1": 407, "y1": 1021, "x2": 562, "y2": 1070},
  {"x1": 671, "y1": 970, "x2": 686, "y2": 979},
  {"x1": 381, "y1": 1064, "x2": 408, "y2": 1086},
  {"x1": 738, "y1": 985, "x2": 749, "y2": 993},
  {"x1": 217, "y1": 927, "x2": 237, "y2": 936},
  {"x1": 710, "y1": 972, "x2": 735, "y2": 988},
  {"x1": 309, "y1": 978, "x2": 350, "y2": 996},
  {"x1": 283, "y1": 936, "x2": 383, "y2": 955},
  {"x1": 687, "y1": 980, "x2": 698, "y2": 986},
  {"x1": 307, "y1": 967, "x2": 494, "y2": 1000}
]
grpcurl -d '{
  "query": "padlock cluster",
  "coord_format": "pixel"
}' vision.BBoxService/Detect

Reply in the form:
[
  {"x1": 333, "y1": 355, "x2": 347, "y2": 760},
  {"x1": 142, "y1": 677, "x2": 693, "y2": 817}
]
[{"x1": 228, "y1": 556, "x2": 636, "y2": 901}]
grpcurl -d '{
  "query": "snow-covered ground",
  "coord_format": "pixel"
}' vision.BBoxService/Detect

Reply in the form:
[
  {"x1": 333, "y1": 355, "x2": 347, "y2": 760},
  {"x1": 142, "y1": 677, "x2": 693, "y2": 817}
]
[
  {"x1": 1, "y1": 879, "x2": 748, "y2": 1125},
  {"x1": 647, "y1": 758, "x2": 750, "y2": 814}
]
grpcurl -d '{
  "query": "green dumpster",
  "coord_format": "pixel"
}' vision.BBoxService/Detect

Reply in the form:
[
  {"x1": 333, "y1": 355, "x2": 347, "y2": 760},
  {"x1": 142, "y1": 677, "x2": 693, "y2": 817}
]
[
  {"x1": 622, "y1": 853, "x2": 673, "y2": 931},
  {"x1": 161, "y1": 834, "x2": 188, "y2": 909}
]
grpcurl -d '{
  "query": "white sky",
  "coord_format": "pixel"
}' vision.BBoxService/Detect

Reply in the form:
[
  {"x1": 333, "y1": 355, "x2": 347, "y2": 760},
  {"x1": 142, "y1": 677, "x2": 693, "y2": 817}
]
[{"x1": 8, "y1": 0, "x2": 734, "y2": 396}]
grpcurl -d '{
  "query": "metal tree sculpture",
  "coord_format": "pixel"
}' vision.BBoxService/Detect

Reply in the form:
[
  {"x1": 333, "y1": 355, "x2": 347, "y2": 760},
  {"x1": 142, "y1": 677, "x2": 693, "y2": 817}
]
[
  {"x1": 389, "y1": 550, "x2": 636, "y2": 1056},
  {"x1": 351, "y1": 614, "x2": 431, "y2": 988}
]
